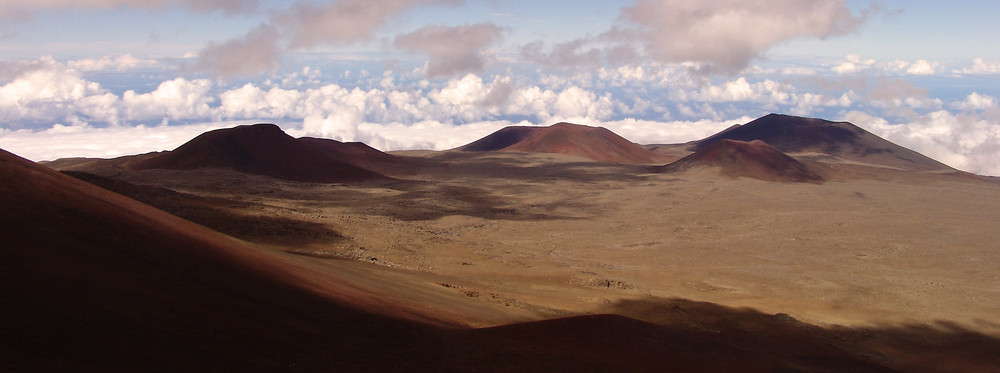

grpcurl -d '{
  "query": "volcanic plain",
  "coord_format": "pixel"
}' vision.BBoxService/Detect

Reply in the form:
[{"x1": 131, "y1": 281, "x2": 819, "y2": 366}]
[{"x1": 7, "y1": 114, "x2": 1000, "y2": 371}]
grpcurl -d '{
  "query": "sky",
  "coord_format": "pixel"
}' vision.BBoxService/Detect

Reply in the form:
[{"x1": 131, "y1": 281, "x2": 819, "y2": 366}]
[{"x1": 1, "y1": 0, "x2": 999, "y2": 175}]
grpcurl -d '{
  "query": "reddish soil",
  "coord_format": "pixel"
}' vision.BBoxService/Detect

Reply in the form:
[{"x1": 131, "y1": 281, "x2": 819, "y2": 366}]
[
  {"x1": 660, "y1": 139, "x2": 826, "y2": 183},
  {"x1": 132, "y1": 123, "x2": 385, "y2": 182},
  {"x1": 460, "y1": 122, "x2": 662, "y2": 164},
  {"x1": 5, "y1": 146, "x2": 1000, "y2": 371}
]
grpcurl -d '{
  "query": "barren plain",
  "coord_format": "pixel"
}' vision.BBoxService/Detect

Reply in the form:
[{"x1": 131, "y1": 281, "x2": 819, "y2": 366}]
[
  {"x1": 9, "y1": 116, "x2": 1000, "y2": 371},
  {"x1": 65, "y1": 148, "x2": 1000, "y2": 332}
]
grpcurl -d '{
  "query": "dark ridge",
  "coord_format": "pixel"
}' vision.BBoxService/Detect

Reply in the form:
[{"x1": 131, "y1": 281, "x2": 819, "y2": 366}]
[
  {"x1": 132, "y1": 123, "x2": 385, "y2": 183},
  {"x1": 459, "y1": 126, "x2": 540, "y2": 152},
  {"x1": 460, "y1": 122, "x2": 660, "y2": 164},
  {"x1": 660, "y1": 139, "x2": 825, "y2": 183},
  {"x1": 692, "y1": 114, "x2": 952, "y2": 171},
  {"x1": 296, "y1": 137, "x2": 412, "y2": 175}
]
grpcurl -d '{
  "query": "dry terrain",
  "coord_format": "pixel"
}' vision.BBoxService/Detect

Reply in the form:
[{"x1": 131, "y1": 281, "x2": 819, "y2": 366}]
[
  {"x1": 79, "y1": 150, "x2": 1000, "y2": 332},
  {"x1": 9, "y1": 116, "x2": 1000, "y2": 371}
]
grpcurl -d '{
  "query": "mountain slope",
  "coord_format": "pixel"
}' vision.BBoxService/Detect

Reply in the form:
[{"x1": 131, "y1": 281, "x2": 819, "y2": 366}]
[
  {"x1": 692, "y1": 113, "x2": 951, "y2": 171},
  {"x1": 0, "y1": 147, "x2": 512, "y2": 371},
  {"x1": 296, "y1": 136, "x2": 412, "y2": 174},
  {"x1": 460, "y1": 122, "x2": 661, "y2": 164},
  {"x1": 660, "y1": 139, "x2": 825, "y2": 183},
  {"x1": 132, "y1": 124, "x2": 384, "y2": 182}
]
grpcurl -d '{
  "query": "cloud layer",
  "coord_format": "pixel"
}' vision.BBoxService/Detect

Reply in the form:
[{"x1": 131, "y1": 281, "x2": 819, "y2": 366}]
[
  {"x1": 1, "y1": 2, "x2": 999, "y2": 175},
  {"x1": 2, "y1": 54, "x2": 999, "y2": 176}
]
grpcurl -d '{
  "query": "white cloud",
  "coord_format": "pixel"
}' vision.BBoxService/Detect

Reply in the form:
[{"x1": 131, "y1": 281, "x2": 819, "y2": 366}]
[
  {"x1": 904, "y1": 59, "x2": 940, "y2": 75},
  {"x1": 353, "y1": 120, "x2": 522, "y2": 151},
  {"x1": 599, "y1": 117, "x2": 744, "y2": 145},
  {"x1": 830, "y1": 55, "x2": 946, "y2": 76},
  {"x1": 122, "y1": 78, "x2": 215, "y2": 121},
  {"x1": 302, "y1": 107, "x2": 363, "y2": 141},
  {"x1": 0, "y1": 121, "x2": 237, "y2": 161},
  {"x1": 0, "y1": 61, "x2": 109, "y2": 126},
  {"x1": 620, "y1": 0, "x2": 869, "y2": 74},
  {"x1": 846, "y1": 110, "x2": 1000, "y2": 175},
  {"x1": 4, "y1": 55, "x2": 1000, "y2": 175},
  {"x1": 832, "y1": 54, "x2": 875, "y2": 74},
  {"x1": 955, "y1": 58, "x2": 1000, "y2": 75},
  {"x1": 66, "y1": 54, "x2": 159, "y2": 72},
  {"x1": 951, "y1": 93, "x2": 999, "y2": 111}
]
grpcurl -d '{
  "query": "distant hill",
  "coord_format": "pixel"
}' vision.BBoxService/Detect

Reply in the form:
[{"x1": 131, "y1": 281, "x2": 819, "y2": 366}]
[
  {"x1": 296, "y1": 137, "x2": 410, "y2": 174},
  {"x1": 659, "y1": 139, "x2": 825, "y2": 183},
  {"x1": 132, "y1": 124, "x2": 386, "y2": 182},
  {"x1": 460, "y1": 122, "x2": 662, "y2": 164},
  {"x1": 691, "y1": 114, "x2": 952, "y2": 171}
]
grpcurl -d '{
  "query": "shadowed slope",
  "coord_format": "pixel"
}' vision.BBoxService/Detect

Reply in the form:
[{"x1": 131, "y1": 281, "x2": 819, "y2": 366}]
[
  {"x1": 132, "y1": 124, "x2": 384, "y2": 182},
  {"x1": 62, "y1": 171, "x2": 348, "y2": 246},
  {"x1": 693, "y1": 114, "x2": 952, "y2": 171},
  {"x1": 0, "y1": 148, "x2": 435, "y2": 371},
  {"x1": 660, "y1": 139, "x2": 825, "y2": 183},
  {"x1": 461, "y1": 122, "x2": 661, "y2": 164},
  {"x1": 459, "y1": 126, "x2": 539, "y2": 152},
  {"x1": 297, "y1": 136, "x2": 414, "y2": 175}
]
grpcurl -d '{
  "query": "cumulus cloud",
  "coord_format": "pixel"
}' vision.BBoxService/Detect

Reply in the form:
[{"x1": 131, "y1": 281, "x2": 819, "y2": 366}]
[
  {"x1": 832, "y1": 54, "x2": 875, "y2": 74},
  {"x1": 951, "y1": 93, "x2": 999, "y2": 111},
  {"x1": 830, "y1": 55, "x2": 953, "y2": 77},
  {"x1": 846, "y1": 110, "x2": 1000, "y2": 176},
  {"x1": 0, "y1": 59, "x2": 222, "y2": 127},
  {"x1": 955, "y1": 58, "x2": 1000, "y2": 75},
  {"x1": 394, "y1": 23, "x2": 504, "y2": 78},
  {"x1": 5, "y1": 55, "x2": 1000, "y2": 175},
  {"x1": 122, "y1": 78, "x2": 215, "y2": 121},
  {"x1": 0, "y1": 60, "x2": 111, "y2": 127},
  {"x1": 619, "y1": 0, "x2": 869, "y2": 74},
  {"x1": 904, "y1": 59, "x2": 940, "y2": 75}
]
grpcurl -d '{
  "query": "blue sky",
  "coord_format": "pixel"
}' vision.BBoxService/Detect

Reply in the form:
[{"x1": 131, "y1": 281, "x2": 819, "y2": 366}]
[{"x1": 1, "y1": 0, "x2": 999, "y2": 175}]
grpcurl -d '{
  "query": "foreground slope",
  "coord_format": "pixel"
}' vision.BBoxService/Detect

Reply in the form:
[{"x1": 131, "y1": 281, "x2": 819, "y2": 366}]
[
  {"x1": 659, "y1": 139, "x2": 826, "y2": 183},
  {"x1": 693, "y1": 113, "x2": 952, "y2": 171},
  {"x1": 461, "y1": 122, "x2": 662, "y2": 164},
  {"x1": 132, "y1": 123, "x2": 385, "y2": 182},
  {"x1": 0, "y1": 147, "x2": 502, "y2": 371}
]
